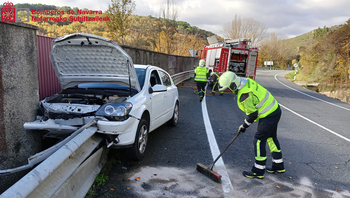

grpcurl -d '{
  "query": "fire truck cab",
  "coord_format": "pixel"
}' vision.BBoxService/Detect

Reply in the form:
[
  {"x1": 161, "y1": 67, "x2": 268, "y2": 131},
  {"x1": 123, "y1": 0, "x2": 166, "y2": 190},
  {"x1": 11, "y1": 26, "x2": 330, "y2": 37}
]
[{"x1": 200, "y1": 36, "x2": 258, "y2": 79}]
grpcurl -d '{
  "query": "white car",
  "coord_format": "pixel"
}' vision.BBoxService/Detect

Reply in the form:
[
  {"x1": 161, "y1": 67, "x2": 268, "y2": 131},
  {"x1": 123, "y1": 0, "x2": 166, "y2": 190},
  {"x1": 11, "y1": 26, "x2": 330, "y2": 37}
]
[{"x1": 24, "y1": 33, "x2": 179, "y2": 160}]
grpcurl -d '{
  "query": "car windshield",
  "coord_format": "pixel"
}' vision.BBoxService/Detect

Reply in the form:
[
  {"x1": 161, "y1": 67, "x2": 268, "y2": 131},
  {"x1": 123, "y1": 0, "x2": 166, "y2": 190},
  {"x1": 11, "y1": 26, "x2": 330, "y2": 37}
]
[
  {"x1": 76, "y1": 83, "x2": 130, "y2": 89},
  {"x1": 135, "y1": 68, "x2": 146, "y2": 88},
  {"x1": 62, "y1": 82, "x2": 138, "y2": 96}
]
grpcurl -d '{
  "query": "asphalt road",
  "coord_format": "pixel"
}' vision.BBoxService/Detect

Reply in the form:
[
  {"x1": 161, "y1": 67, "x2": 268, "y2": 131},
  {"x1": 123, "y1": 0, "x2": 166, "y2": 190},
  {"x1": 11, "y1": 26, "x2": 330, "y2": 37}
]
[{"x1": 92, "y1": 70, "x2": 350, "y2": 198}]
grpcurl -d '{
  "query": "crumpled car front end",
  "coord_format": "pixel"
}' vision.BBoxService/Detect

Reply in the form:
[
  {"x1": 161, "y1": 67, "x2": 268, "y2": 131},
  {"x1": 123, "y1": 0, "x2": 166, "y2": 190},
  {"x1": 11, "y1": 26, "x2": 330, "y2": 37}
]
[
  {"x1": 24, "y1": 91, "x2": 135, "y2": 138},
  {"x1": 24, "y1": 33, "x2": 141, "y2": 146}
]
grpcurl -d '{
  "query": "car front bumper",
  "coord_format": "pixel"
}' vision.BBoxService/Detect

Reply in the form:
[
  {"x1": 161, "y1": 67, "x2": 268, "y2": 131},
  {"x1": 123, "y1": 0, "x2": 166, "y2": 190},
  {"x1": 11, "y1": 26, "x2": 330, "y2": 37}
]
[{"x1": 96, "y1": 117, "x2": 139, "y2": 146}]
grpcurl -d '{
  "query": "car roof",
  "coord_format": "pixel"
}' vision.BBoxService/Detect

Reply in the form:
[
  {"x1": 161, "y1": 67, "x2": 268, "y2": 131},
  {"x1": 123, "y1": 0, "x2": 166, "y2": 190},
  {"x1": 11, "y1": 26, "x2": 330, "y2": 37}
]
[
  {"x1": 134, "y1": 64, "x2": 148, "y2": 69},
  {"x1": 134, "y1": 64, "x2": 166, "y2": 72}
]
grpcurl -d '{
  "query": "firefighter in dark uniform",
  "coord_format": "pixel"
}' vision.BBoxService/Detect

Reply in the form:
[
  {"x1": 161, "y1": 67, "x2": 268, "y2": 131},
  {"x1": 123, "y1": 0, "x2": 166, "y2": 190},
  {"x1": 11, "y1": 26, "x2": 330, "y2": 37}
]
[
  {"x1": 218, "y1": 71, "x2": 284, "y2": 179},
  {"x1": 210, "y1": 70, "x2": 224, "y2": 96},
  {"x1": 194, "y1": 59, "x2": 209, "y2": 102}
]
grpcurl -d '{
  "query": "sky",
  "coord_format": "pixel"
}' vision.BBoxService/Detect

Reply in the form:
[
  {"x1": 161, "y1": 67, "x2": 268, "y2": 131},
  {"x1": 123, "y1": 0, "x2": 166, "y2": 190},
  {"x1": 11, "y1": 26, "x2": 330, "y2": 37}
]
[{"x1": 12, "y1": 0, "x2": 350, "y2": 39}]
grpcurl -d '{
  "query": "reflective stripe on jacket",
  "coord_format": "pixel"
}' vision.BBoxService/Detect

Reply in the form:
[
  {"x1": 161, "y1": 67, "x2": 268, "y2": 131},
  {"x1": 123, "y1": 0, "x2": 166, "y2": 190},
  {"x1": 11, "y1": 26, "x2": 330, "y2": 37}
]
[
  {"x1": 237, "y1": 78, "x2": 279, "y2": 121},
  {"x1": 194, "y1": 67, "x2": 208, "y2": 82},
  {"x1": 211, "y1": 72, "x2": 220, "y2": 82}
]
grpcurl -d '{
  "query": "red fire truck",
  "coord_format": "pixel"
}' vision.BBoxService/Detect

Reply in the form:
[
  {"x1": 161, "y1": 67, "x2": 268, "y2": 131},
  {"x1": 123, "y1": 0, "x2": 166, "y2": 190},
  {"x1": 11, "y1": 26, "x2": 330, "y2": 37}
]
[{"x1": 199, "y1": 36, "x2": 258, "y2": 79}]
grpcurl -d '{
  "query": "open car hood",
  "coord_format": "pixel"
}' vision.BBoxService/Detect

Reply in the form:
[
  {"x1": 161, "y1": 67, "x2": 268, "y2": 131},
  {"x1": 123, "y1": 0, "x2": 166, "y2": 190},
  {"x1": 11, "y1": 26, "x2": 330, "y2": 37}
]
[{"x1": 50, "y1": 33, "x2": 140, "y2": 92}]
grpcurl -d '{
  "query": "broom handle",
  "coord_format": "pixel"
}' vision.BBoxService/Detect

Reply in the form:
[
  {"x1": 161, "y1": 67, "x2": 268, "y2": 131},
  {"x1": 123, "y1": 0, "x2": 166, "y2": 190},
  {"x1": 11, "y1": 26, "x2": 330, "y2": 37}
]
[{"x1": 210, "y1": 132, "x2": 240, "y2": 170}]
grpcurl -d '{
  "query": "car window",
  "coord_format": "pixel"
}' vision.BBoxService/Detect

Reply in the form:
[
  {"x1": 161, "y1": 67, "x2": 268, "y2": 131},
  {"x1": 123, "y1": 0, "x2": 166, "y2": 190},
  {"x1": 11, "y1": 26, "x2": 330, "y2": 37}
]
[
  {"x1": 135, "y1": 68, "x2": 146, "y2": 88},
  {"x1": 150, "y1": 70, "x2": 161, "y2": 87},
  {"x1": 159, "y1": 71, "x2": 172, "y2": 87}
]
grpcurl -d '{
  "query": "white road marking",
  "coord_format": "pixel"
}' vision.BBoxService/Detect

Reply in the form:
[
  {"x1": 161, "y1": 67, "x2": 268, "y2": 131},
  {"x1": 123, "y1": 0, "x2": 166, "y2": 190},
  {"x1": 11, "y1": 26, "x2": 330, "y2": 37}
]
[
  {"x1": 279, "y1": 103, "x2": 350, "y2": 143},
  {"x1": 274, "y1": 72, "x2": 350, "y2": 143},
  {"x1": 201, "y1": 89, "x2": 234, "y2": 197},
  {"x1": 274, "y1": 72, "x2": 350, "y2": 112}
]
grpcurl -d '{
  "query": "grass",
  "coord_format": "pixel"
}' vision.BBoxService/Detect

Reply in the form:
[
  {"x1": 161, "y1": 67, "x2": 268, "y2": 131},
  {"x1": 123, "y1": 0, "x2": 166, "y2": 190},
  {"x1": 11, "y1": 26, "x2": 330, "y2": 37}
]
[
  {"x1": 85, "y1": 151, "x2": 119, "y2": 198},
  {"x1": 94, "y1": 173, "x2": 109, "y2": 187},
  {"x1": 285, "y1": 72, "x2": 295, "y2": 81},
  {"x1": 285, "y1": 71, "x2": 300, "y2": 81},
  {"x1": 85, "y1": 172, "x2": 109, "y2": 198}
]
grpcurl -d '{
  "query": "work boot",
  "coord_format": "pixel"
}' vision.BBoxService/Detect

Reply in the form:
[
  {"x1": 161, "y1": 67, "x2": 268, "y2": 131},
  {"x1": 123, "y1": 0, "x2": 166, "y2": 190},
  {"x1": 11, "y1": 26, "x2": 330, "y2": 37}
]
[
  {"x1": 242, "y1": 171, "x2": 264, "y2": 179},
  {"x1": 200, "y1": 97, "x2": 203, "y2": 102},
  {"x1": 267, "y1": 159, "x2": 285, "y2": 174},
  {"x1": 220, "y1": 93, "x2": 223, "y2": 96},
  {"x1": 266, "y1": 167, "x2": 285, "y2": 174}
]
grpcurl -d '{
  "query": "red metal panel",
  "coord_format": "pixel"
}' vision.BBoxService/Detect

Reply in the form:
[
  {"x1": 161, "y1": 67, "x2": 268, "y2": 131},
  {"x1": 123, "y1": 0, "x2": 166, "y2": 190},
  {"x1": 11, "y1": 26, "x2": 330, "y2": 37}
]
[
  {"x1": 253, "y1": 51, "x2": 258, "y2": 80},
  {"x1": 217, "y1": 48, "x2": 229, "y2": 73},
  {"x1": 37, "y1": 35, "x2": 61, "y2": 100}
]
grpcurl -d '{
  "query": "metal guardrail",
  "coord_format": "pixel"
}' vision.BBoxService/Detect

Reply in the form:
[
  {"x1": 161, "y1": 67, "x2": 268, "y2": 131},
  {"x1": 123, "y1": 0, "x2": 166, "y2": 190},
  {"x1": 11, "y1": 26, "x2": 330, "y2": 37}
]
[
  {"x1": 0, "y1": 121, "x2": 97, "y2": 175},
  {"x1": 1, "y1": 122, "x2": 106, "y2": 198},
  {"x1": 257, "y1": 66, "x2": 285, "y2": 70},
  {"x1": 172, "y1": 70, "x2": 194, "y2": 85},
  {"x1": 0, "y1": 71, "x2": 194, "y2": 198}
]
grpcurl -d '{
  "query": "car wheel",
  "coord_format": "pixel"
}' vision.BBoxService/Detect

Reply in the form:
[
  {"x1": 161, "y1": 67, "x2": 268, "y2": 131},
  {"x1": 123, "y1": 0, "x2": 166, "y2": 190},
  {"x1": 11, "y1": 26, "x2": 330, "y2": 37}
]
[
  {"x1": 126, "y1": 118, "x2": 149, "y2": 160},
  {"x1": 168, "y1": 101, "x2": 179, "y2": 127}
]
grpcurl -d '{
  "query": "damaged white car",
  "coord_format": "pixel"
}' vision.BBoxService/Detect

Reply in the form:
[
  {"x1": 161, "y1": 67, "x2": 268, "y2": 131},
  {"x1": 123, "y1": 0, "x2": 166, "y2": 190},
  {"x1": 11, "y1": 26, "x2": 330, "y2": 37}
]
[{"x1": 24, "y1": 33, "x2": 179, "y2": 160}]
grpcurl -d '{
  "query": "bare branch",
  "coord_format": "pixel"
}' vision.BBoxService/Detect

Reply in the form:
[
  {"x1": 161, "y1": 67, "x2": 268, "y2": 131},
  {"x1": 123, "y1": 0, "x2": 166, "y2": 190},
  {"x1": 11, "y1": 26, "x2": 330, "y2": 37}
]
[{"x1": 222, "y1": 14, "x2": 267, "y2": 47}]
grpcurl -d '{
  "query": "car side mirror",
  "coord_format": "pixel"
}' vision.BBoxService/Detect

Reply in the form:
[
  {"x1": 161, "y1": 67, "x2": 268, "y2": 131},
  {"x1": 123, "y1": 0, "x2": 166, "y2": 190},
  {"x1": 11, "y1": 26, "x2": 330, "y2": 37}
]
[{"x1": 149, "y1": 84, "x2": 167, "y2": 94}]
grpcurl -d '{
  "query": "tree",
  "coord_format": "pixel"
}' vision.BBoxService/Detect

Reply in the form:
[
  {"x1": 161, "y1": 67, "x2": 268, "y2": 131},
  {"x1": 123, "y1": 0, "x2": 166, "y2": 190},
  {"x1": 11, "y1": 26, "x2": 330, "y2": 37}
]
[
  {"x1": 127, "y1": 15, "x2": 155, "y2": 50},
  {"x1": 222, "y1": 14, "x2": 267, "y2": 47},
  {"x1": 258, "y1": 33, "x2": 291, "y2": 68},
  {"x1": 158, "y1": 0, "x2": 179, "y2": 54},
  {"x1": 106, "y1": 0, "x2": 135, "y2": 44},
  {"x1": 313, "y1": 26, "x2": 330, "y2": 39},
  {"x1": 292, "y1": 59, "x2": 298, "y2": 65}
]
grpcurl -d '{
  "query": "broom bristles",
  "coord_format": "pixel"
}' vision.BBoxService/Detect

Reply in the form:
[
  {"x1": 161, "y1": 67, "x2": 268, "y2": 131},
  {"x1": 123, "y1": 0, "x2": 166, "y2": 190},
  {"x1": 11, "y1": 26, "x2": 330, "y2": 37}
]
[{"x1": 196, "y1": 163, "x2": 222, "y2": 183}]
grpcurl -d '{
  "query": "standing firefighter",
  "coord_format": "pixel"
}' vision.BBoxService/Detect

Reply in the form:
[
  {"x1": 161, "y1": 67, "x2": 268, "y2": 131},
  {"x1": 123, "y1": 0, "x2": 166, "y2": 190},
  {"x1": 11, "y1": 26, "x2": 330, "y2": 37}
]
[
  {"x1": 218, "y1": 71, "x2": 284, "y2": 179},
  {"x1": 194, "y1": 59, "x2": 209, "y2": 102}
]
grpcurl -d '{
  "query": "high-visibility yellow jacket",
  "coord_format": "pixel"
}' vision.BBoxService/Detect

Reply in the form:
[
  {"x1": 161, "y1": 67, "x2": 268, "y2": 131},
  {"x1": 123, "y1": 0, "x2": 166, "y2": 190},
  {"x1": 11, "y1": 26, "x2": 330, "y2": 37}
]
[
  {"x1": 194, "y1": 66, "x2": 209, "y2": 82},
  {"x1": 237, "y1": 78, "x2": 279, "y2": 121}
]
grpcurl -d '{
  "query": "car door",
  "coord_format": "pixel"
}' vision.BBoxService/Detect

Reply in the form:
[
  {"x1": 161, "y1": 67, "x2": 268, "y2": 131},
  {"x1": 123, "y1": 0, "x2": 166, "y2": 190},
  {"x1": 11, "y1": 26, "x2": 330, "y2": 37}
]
[
  {"x1": 148, "y1": 69, "x2": 166, "y2": 130},
  {"x1": 158, "y1": 70, "x2": 176, "y2": 120}
]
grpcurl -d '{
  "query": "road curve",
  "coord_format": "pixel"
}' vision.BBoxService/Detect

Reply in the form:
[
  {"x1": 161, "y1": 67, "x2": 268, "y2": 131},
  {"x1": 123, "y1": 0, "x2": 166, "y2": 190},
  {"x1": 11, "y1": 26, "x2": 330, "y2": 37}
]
[{"x1": 92, "y1": 70, "x2": 350, "y2": 198}]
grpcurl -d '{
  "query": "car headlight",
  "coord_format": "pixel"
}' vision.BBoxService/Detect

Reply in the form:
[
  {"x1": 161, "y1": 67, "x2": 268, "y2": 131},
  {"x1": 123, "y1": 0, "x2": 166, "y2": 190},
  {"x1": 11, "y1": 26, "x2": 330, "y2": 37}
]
[{"x1": 96, "y1": 102, "x2": 133, "y2": 121}]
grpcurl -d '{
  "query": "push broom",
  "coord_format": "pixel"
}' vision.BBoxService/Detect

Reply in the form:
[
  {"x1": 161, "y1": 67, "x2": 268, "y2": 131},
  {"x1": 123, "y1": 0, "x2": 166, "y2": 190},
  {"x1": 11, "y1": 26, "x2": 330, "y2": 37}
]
[{"x1": 196, "y1": 131, "x2": 240, "y2": 183}]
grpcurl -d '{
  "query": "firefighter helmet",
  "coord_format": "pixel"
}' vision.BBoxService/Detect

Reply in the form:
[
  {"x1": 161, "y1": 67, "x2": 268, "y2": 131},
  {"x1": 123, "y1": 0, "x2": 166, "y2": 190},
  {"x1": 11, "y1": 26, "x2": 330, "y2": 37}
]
[
  {"x1": 218, "y1": 71, "x2": 241, "y2": 92},
  {"x1": 199, "y1": 59, "x2": 205, "y2": 67}
]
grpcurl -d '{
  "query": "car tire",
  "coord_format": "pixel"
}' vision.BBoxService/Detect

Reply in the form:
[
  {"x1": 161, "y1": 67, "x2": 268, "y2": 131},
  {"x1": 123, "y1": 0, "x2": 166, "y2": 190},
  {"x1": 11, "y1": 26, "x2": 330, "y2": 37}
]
[
  {"x1": 126, "y1": 118, "x2": 149, "y2": 160},
  {"x1": 167, "y1": 101, "x2": 179, "y2": 127}
]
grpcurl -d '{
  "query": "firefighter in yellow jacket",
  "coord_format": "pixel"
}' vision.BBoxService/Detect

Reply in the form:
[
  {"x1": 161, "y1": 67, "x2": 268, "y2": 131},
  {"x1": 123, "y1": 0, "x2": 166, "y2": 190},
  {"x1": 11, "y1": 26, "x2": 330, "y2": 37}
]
[
  {"x1": 218, "y1": 71, "x2": 284, "y2": 179},
  {"x1": 194, "y1": 60, "x2": 209, "y2": 102}
]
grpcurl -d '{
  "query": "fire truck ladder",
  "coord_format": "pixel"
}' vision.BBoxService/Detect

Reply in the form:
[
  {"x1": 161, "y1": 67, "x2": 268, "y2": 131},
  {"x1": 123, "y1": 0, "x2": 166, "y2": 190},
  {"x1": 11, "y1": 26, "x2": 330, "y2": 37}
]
[{"x1": 240, "y1": 41, "x2": 246, "y2": 62}]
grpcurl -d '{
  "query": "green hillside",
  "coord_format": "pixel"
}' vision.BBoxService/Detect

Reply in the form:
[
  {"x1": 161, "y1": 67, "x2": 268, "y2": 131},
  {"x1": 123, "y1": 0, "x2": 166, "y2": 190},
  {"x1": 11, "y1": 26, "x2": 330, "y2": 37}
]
[
  {"x1": 281, "y1": 25, "x2": 342, "y2": 56},
  {"x1": 281, "y1": 31, "x2": 314, "y2": 55},
  {"x1": 285, "y1": 23, "x2": 349, "y2": 82}
]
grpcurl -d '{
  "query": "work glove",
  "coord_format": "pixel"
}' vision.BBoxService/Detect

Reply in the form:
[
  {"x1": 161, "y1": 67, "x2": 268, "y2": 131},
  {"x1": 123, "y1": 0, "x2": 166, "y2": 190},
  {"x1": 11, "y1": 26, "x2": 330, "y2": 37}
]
[{"x1": 238, "y1": 124, "x2": 246, "y2": 134}]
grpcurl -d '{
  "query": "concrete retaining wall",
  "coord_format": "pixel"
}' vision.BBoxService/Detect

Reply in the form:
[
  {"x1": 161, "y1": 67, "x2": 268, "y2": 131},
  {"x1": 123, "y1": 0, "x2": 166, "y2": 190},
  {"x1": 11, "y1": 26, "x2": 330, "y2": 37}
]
[
  {"x1": 121, "y1": 45, "x2": 198, "y2": 74},
  {"x1": 319, "y1": 90, "x2": 350, "y2": 104},
  {"x1": 317, "y1": 83, "x2": 350, "y2": 104},
  {"x1": 295, "y1": 82, "x2": 350, "y2": 104},
  {"x1": 0, "y1": 22, "x2": 42, "y2": 193}
]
